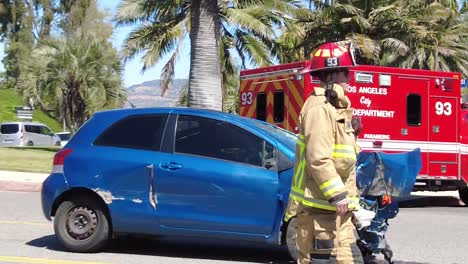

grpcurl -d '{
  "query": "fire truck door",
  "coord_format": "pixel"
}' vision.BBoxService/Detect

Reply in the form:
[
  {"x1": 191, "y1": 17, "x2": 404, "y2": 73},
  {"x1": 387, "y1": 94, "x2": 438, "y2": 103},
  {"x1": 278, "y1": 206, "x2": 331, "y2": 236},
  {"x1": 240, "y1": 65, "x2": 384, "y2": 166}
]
[
  {"x1": 400, "y1": 78, "x2": 429, "y2": 176},
  {"x1": 284, "y1": 79, "x2": 302, "y2": 133},
  {"x1": 428, "y1": 96, "x2": 458, "y2": 178}
]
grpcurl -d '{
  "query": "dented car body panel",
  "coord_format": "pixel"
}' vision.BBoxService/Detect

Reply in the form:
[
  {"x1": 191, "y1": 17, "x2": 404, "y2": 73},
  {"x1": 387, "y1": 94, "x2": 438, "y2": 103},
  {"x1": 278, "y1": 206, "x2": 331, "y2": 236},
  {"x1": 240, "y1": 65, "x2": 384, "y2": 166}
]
[
  {"x1": 41, "y1": 173, "x2": 69, "y2": 220},
  {"x1": 41, "y1": 107, "x2": 296, "y2": 244}
]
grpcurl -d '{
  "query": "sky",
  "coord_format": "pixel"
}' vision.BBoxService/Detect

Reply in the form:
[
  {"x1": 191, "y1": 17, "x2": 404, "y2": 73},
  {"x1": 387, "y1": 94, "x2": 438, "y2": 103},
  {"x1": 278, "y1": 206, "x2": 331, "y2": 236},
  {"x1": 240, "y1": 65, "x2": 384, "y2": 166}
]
[{"x1": 98, "y1": 1, "x2": 191, "y2": 87}]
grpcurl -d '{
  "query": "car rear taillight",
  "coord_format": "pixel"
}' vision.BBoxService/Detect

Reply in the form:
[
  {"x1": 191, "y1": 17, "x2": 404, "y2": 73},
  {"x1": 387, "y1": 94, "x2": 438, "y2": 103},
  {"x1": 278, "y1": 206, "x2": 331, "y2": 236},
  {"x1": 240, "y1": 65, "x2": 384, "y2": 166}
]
[{"x1": 52, "y1": 148, "x2": 73, "y2": 174}]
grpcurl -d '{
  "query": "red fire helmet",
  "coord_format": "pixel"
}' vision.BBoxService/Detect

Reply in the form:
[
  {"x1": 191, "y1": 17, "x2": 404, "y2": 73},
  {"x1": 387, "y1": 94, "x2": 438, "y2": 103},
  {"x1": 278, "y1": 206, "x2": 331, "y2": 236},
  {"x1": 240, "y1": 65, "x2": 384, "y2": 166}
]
[{"x1": 301, "y1": 42, "x2": 357, "y2": 74}]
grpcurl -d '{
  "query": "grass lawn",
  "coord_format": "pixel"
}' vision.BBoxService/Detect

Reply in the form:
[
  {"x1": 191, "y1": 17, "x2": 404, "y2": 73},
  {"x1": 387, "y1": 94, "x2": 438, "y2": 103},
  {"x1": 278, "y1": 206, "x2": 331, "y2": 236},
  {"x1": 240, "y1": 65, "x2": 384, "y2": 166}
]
[
  {"x1": 0, "y1": 147, "x2": 60, "y2": 173},
  {"x1": 0, "y1": 88, "x2": 62, "y2": 132}
]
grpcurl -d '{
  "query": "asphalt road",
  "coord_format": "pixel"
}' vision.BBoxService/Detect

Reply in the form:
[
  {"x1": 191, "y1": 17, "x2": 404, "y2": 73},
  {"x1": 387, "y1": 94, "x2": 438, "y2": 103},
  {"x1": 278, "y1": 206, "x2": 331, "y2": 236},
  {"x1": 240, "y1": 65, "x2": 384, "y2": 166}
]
[{"x1": 0, "y1": 191, "x2": 466, "y2": 264}]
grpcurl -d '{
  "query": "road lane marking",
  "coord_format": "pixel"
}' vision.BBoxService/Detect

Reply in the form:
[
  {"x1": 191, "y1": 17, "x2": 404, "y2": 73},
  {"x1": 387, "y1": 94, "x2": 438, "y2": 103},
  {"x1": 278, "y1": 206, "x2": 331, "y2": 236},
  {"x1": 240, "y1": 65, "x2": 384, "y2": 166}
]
[
  {"x1": 0, "y1": 221, "x2": 49, "y2": 227},
  {"x1": 0, "y1": 256, "x2": 108, "y2": 264}
]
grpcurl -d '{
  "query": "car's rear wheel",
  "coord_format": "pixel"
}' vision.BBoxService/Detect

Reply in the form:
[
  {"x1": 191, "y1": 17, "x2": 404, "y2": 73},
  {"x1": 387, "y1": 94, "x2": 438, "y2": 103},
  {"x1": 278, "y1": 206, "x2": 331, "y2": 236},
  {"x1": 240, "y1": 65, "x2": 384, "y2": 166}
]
[
  {"x1": 55, "y1": 141, "x2": 61, "y2": 146},
  {"x1": 285, "y1": 218, "x2": 299, "y2": 261},
  {"x1": 459, "y1": 187, "x2": 468, "y2": 206},
  {"x1": 26, "y1": 141, "x2": 34, "y2": 146},
  {"x1": 54, "y1": 196, "x2": 110, "y2": 252}
]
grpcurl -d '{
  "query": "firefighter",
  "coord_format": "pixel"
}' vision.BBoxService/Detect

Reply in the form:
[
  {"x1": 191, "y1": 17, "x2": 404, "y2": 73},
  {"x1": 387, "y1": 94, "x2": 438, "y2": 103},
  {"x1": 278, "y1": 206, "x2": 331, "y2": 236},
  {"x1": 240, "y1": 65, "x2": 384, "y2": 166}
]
[{"x1": 285, "y1": 42, "x2": 364, "y2": 264}]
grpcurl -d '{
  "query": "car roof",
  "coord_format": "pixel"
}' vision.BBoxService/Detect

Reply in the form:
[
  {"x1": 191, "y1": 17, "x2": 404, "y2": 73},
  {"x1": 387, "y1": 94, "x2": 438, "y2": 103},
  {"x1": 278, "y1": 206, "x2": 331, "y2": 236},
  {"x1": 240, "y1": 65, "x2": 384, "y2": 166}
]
[
  {"x1": 91, "y1": 107, "x2": 296, "y2": 156},
  {"x1": 94, "y1": 107, "x2": 256, "y2": 124},
  {"x1": 0, "y1": 121, "x2": 48, "y2": 126}
]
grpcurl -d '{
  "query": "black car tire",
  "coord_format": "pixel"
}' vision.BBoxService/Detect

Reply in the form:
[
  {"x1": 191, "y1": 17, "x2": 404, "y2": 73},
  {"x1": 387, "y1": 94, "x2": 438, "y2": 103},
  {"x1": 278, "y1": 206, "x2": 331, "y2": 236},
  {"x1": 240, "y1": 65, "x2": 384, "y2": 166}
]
[
  {"x1": 26, "y1": 141, "x2": 34, "y2": 146},
  {"x1": 54, "y1": 196, "x2": 110, "y2": 252},
  {"x1": 459, "y1": 187, "x2": 468, "y2": 206},
  {"x1": 55, "y1": 141, "x2": 61, "y2": 146},
  {"x1": 285, "y1": 217, "x2": 299, "y2": 261}
]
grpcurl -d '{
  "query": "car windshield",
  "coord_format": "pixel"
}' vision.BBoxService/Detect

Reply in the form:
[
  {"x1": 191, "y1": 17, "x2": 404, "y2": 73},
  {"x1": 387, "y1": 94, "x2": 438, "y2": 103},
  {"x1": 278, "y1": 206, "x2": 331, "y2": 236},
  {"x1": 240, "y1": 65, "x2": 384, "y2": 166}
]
[
  {"x1": 249, "y1": 120, "x2": 297, "y2": 151},
  {"x1": 0, "y1": 124, "x2": 19, "y2": 134},
  {"x1": 57, "y1": 133, "x2": 71, "y2": 141}
]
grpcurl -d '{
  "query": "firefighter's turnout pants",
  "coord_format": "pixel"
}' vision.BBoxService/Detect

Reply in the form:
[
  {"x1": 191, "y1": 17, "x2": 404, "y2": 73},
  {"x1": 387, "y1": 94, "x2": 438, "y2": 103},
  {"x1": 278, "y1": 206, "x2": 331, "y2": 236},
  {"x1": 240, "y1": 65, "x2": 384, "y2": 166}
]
[
  {"x1": 296, "y1": 209, "x2": 363, "y2": 263},
  {"x1": 285, "y1": 84, "x2": 364, "y2": 264}
]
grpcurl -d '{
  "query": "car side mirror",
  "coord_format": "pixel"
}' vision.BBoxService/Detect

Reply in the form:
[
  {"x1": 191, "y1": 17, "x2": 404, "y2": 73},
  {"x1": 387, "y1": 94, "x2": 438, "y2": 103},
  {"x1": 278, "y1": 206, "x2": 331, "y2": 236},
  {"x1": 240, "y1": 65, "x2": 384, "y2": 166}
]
[{"x1": 264, "y1": 159, "x2": 277, "y2": 170}]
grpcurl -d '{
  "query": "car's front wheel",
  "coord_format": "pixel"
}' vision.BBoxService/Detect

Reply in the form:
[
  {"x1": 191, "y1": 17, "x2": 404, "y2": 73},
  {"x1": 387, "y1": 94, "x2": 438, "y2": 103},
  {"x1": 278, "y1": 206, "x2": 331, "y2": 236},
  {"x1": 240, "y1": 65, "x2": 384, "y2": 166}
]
[
  {"x1": 285, "y1": 217, "x2": 299, "y2": 261},
  {"x1": 54, "y1": 196, "x2": 110, "y2": 252}
]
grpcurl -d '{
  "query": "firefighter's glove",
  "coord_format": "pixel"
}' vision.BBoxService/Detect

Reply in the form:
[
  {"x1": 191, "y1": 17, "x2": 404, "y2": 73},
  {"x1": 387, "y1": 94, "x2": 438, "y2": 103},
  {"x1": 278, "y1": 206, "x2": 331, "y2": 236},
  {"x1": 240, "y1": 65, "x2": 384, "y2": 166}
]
[
  {"x1": 353, "y1": 208, "x2": 376, "y2": 228},
  {"x1": 335, "y1": 197, "x2": 350, "y2": 216}
]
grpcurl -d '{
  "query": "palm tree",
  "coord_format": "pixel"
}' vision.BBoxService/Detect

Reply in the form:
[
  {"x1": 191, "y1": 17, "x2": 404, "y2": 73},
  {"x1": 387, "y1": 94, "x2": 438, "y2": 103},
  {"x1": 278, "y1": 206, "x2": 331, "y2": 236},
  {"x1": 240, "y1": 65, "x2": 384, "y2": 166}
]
[
  {"x1": 115, "y1": 0, "x2": 304, "y2": 111},
  {"x1": 16, "y1": 37, "x2": 126, "y2": 131},
  {"x1": 376, "y1": 1, "x2": 468, "y2": 76},
  {"x1": 188, "y1": 0, "x2": 222, "y2": 110},
  {"x1": 277, "y1": 0, "x2": 385, "y2": 64},
  {"x1": 286, "y1": 0, "x2": 468, "y2": 77},
  {"x1": 178, "y1": 69, "x2": 240, "y2": 113}
]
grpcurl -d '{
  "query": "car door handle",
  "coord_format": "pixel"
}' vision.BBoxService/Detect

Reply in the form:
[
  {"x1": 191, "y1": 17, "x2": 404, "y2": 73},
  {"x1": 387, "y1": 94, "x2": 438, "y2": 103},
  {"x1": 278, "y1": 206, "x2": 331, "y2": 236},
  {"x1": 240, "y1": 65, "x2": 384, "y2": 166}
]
[{"x1": 159, "y1": 162, "x2": 183, "y2": 170}]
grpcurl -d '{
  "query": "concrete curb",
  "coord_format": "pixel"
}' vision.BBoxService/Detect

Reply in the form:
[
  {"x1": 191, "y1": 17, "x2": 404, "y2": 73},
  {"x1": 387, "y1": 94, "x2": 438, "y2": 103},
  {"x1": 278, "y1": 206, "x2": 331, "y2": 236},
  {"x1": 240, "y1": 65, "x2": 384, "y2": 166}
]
[
  {"x1": 0, "y1": 181, "x2": 42, "y2": 192},
  {"x1": 0, "y1": 170, "x2": 48, "y2": 192}
]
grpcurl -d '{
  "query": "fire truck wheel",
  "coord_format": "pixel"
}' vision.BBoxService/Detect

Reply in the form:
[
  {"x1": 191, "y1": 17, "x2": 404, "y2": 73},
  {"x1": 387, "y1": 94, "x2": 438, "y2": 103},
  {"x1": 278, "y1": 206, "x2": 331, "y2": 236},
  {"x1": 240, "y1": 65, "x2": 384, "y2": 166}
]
[
  {"x1": 459, "y1": 187, "x2": 468, "y2": 206},
  {"x1": 285, "y1": 217, "x2": 298, "y2": 261}
]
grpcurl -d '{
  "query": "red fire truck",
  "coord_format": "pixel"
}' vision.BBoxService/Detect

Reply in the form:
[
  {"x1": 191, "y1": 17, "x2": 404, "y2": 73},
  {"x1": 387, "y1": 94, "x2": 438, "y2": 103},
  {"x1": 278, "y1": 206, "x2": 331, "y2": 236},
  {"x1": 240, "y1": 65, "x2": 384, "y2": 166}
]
[{"x1": 239, "y1": 61, "x2": 468, "y2": 204}]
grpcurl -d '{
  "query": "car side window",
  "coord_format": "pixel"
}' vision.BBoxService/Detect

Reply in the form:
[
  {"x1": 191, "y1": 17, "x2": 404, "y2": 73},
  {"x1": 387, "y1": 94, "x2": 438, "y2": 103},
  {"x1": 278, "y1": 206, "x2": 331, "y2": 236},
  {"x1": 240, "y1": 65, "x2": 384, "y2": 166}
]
[
  {"x1": 41, "y1": 126, "x2": 52, "y2": 135},
  {"x1": 175, "y1": 115, "x2": 273, "y2": 167},
  {"x1": 94, "y1": 114, "x2": 168, "y2": 151},
  {"x1": 25, "y1": 125, "x2": 41, "y2": 134}
]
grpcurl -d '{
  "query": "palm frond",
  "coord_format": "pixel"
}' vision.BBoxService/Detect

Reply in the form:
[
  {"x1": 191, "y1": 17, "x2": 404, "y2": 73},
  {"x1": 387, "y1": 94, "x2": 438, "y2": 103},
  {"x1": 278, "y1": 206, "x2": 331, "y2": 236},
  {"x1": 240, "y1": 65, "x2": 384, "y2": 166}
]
[
  {"x1": 235, "y1": 30, "x2": 273, "y2": 67},
  {"x1": 160, "y1": 34, "x2": 185, "y2": 96},
  {"x1": 381, "y1": 38, "x2": 409, "y2": 55},
  {"x1": 121, "y1": 16, "x2": 187, "y2": 72},
  {"x1": 224, "y1": 7, "x2": 275, "y2": 39},
  {"x1": 114, "y1": 0, "x2": 147, "y2": 25}
]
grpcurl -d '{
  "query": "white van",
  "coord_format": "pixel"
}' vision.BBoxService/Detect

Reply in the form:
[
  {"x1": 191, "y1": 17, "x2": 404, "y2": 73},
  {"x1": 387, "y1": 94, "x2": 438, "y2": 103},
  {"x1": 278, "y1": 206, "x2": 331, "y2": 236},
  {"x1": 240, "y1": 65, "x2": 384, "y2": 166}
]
[
  {"x1": 55, "y1": 131, "x2": 72, "y2": 147},
  {"x1": 0, "y1": 122, "x2": 61, "y2": 147}
]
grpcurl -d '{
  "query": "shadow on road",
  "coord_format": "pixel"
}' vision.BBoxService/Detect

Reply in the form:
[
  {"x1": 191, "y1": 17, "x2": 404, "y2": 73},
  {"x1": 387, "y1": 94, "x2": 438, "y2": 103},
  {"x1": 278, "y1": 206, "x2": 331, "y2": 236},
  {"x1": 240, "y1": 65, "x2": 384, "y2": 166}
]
[
  {"x1": 27, "y1": 234, "x2": 294, "y2": 263},
  {"x1": 398, "y1": 195, "x2": 465, "y2": 208},
  {"x1": 26, "y1": 235, "x2": 434, "y2": 264},
  {"x1": 365, "y1": 255, "x2": 432, "y2": 264},
  {"x1": 26, "y1": 234, "x2": 64, "y2": 251}
]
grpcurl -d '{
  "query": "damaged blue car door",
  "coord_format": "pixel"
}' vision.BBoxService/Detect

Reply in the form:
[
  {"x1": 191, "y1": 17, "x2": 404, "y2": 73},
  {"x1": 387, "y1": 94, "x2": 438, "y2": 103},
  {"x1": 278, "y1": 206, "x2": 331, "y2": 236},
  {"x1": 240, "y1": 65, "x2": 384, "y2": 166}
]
[
  {"x1": 85, "y1": 113, "x2": 172, "y2": 234},
  {"x1": 152, "y1": 112, "x2": 281, "y2": 239}
]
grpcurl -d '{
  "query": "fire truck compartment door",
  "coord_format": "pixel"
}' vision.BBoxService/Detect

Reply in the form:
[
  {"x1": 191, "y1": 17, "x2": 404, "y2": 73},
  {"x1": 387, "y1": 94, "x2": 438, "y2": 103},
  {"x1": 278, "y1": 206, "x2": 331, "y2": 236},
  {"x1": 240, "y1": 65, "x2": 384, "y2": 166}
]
[{"x1": 428, "y1": 96, "x2": 458, "y2": 178}]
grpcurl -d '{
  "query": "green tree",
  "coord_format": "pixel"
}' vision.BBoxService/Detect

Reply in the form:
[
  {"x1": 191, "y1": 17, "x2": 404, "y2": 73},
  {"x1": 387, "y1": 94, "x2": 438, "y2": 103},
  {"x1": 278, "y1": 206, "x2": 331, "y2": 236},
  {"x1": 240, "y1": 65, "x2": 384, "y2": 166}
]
[
  {"x1": 17, "y1": 37, "x2": 126, "y2": 131},
  {"x1": 377, "y1": 1, "x2": 468, "y2": 75},
  {"x1": 1, "y1": 0, "x2": 35, "y2": 88},
  {"x1": 34, "y1": 0, "x2": 55, "y2": 39},
  {"x1": 56, "y1": 0, "x2": 92, "y2": 36},
  {"x1": 14, "y1": 0, "x2": 126, "y2": 131},
  {"x1": 282, "y1": 0, "x2": 468, "y2": 76},
  {"x1": 115, "y1": 0, "x2": 303, "y2": 111}
]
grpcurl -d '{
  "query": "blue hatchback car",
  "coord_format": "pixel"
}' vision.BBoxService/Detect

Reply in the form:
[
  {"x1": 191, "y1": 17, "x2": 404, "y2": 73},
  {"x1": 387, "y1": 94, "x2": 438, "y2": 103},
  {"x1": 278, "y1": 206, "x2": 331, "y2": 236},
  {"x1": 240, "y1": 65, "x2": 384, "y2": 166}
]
[{"x1": 41, "y1": 107, "x2": 299, "y2": 256}]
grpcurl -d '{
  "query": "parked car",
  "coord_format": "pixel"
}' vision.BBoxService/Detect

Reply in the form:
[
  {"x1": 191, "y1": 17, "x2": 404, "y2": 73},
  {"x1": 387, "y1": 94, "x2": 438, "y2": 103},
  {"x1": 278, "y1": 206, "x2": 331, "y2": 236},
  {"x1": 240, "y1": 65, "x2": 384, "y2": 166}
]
[
  {"x1": 55, "y1": 131, "x2": 72, "y2": 147},
  {"x1": 0, "y1": 122, "x2": 61, "y2": 147},
  {"x1": 41, "y1": 107, "x2": 299, "y2": 257}
]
